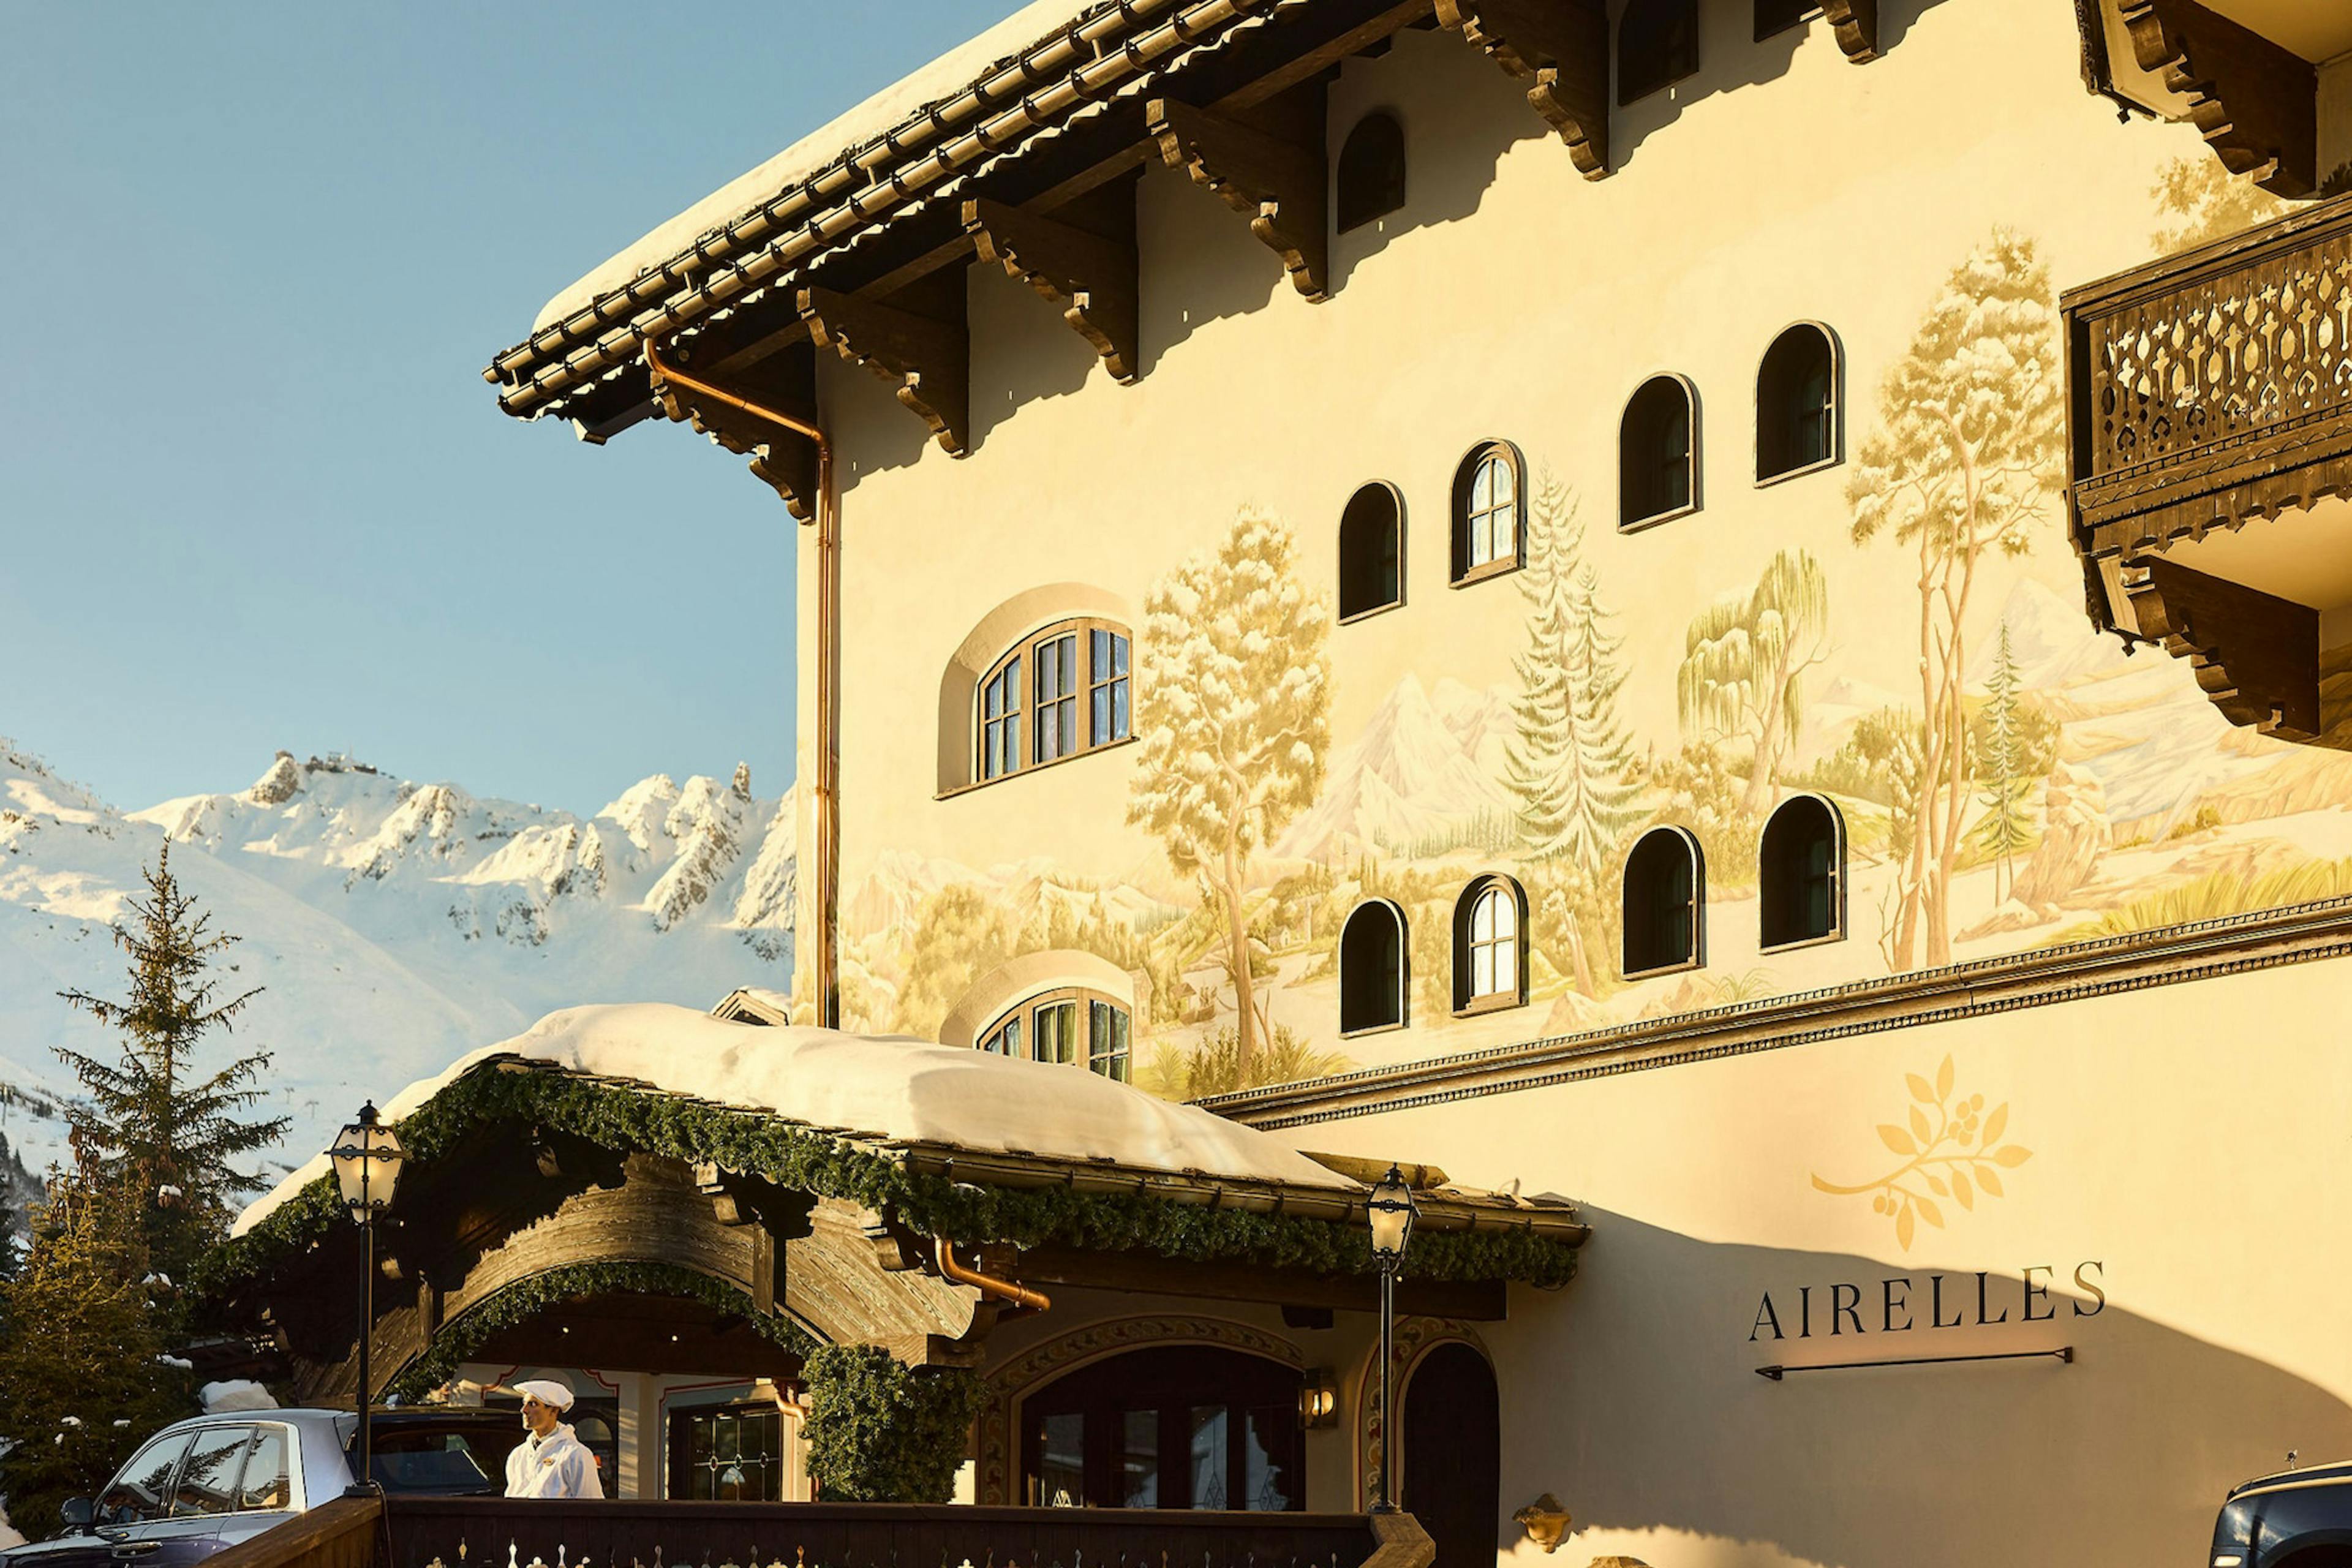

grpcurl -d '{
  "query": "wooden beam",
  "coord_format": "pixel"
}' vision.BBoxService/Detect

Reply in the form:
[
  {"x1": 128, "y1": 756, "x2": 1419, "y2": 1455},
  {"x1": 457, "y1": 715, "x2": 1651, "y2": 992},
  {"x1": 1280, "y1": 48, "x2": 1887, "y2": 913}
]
[
  {"x1": 1014, "y1": 1244, "x2": 1510, "y2": 1320},
  {"x1": 1434, "y1": 0, "x2": 1610, "y2": 179},
  {"x1": 1147, "y1": 97, "x2": 1330, "y2": 302},
  {"x1": 1821, "y1": 0, "x2": 1880, "y2": 62},
  {"x1": 2122, "y1": 0, "x2": 2318, "y2": 197},
  {"x1": 2128, "y1": 556, "x2": 2321, "y2": 739},
  {"x1": 654, "y1": 337, "x2": 822, "y2": 521},
  {"x1": 963, "y1": 194, "x2": 1141, "y2": 383},
  {"x1": 798, "y1": 284, "x2": 971, "y2": 455}
]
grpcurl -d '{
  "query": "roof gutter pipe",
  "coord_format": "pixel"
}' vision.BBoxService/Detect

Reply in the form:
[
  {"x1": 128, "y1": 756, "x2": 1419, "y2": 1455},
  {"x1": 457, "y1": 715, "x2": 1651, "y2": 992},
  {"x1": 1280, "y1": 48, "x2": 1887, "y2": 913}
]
[
  {"x1": 937, "y1": 1236, "x2": 1052, "y2": 1313},
  {"x1": 643, "y1": 337, "x2": 841, "y2": 1032}
]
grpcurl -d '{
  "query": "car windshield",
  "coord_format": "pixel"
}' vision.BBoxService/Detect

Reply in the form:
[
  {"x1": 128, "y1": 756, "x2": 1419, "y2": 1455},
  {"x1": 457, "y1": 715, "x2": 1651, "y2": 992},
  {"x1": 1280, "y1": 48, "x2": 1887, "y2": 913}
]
[{"x1": 360, "y1": 1426, "x2": 504, "y2": 1493}]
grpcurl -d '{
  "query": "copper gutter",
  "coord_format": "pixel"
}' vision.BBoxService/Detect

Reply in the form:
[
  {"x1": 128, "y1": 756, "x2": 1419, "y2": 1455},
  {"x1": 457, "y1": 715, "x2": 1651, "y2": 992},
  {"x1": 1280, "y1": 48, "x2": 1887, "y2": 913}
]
[
  {"x1": 937, "y1": 1236, "x2": 1052, "y2": 1313},
  {"x1": 643, "y1": 337, "x2": 840, "y2": 1030}
]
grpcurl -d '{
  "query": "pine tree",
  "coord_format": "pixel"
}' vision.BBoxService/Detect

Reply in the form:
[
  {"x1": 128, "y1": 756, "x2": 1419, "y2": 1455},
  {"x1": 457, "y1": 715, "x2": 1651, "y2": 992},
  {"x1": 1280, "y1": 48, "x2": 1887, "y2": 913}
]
[
  {"x1": 0, "y1": 1180, "x2": 194, "y2": 1540},
  {"x1": 55, "y1": 846, "x2": 290, "y2": 1288},
  {"x1": 1506, "y1": 475, "x2": 1644, "y2": 870},
  {"x1": 1974, "y1": 617, "x2": 2034, "y2": 903}
]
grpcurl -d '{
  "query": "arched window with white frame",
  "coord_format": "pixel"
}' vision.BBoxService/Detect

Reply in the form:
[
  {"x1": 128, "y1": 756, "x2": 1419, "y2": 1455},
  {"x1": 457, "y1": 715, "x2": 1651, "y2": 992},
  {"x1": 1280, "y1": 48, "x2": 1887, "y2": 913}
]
[
  {"x1": 1452, "y1": 875, "x2": 1527, "y2": 1014},
  {"x1": 1450, "y1": 440, "x2": 1525, "y2": 586},
  {"x1": 974, "y1": 617, "x2": 1133, "y2": 785}
]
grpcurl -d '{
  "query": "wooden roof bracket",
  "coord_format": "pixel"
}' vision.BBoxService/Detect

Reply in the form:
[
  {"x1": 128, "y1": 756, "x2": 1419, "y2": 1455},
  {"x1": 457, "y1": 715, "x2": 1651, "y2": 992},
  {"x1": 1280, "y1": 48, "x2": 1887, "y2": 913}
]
[
  {"x1": 1434, "y1": 0, "x2": 1611, "y2": 179},
  {"x1": 643, "y1": 337, "x2": 842, "y2": 1031},
  {"x1": 1147, "y1": 97, "x2": 1330, "y2": 301},
  {"x1": 2124, "y1": 555, "x2": 2323, "y2": 740},
  {"x1": 798, "y1": 284, "x2": 972, "y2": 454},
  {"x1": 963, "y1": 194, "x2": 1142, "y2": 383},
  {"x1": 2119, "y1": 0, "x2": 2318, "y2": 197},
  {"x1": 1820, "y1": 0, "x2": 1880, "y2": 62}
]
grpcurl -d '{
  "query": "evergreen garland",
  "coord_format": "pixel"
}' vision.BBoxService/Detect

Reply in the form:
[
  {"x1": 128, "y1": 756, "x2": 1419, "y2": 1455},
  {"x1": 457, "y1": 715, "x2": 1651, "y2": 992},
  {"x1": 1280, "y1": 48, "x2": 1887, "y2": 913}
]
[
  {"x1": 800, "y1": 1344, "x2": 989, "y2": 1503},
  {"x1": 202, "y1": 1061, "x2": 1579, "y2": 1306},
  {"x1": 385, "y1": 1259, "x2": 817, "y2": 1401}
]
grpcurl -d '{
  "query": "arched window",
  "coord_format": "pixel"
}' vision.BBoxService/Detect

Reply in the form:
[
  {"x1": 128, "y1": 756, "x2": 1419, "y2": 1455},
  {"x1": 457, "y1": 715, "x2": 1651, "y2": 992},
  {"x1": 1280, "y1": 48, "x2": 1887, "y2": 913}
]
[
  {"x1": 1759, "y1": 795, "x2": 1844, "y2": 949},
  {"x1": 1338, "y1": 482, "x2": 1404, "y2": 621},
  {"x1": 1452, "y1": 876, "x2": 1526, "y2": 1013},
  {"x1": 976, "y1": 988, "x2": 1133, "y2": 1082},
  {"x1": 1620, "y1": 375, "x2": 1697, "y2": 530},
  {"x1": 1450, "y1": 440, "x2": 1525, "y2": 585},
  {"x1": 1754, "y1": 0, "x2": 1818, "y2": 40},
  {"x1": 1336, "y1": 111, "x2": 1407, "y2": 233},
  {"x1": 1618, "y1": 0, "x2": 1700, "y2": 105},
  {"x1": 1756, "y1": 323, "x2": 1840, "y2": 482},
  {"x1": 976, "y1": 618, "x2": 1133, "y2": 783},
  {"x1": 1338, "y1": 900, "x2": 1408, "y2": 1035},
  {"x1": 1623, "y1": 827, "x2": 1704, "y2": 976}
]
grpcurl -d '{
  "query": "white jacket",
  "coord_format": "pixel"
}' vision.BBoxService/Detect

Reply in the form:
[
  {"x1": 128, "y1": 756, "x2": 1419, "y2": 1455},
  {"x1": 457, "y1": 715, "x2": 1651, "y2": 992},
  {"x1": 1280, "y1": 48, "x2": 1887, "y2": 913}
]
[{"x1": 505, "y1": 1422, "x2": 604, "y2": 1499}]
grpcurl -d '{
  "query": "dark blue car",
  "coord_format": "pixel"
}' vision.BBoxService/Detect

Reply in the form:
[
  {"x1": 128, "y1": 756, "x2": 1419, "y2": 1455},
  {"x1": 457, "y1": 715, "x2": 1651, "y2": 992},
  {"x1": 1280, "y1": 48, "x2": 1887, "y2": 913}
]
[{"x1": 2212, "y1": 1458, "x2": 2352, "y2": 1568}]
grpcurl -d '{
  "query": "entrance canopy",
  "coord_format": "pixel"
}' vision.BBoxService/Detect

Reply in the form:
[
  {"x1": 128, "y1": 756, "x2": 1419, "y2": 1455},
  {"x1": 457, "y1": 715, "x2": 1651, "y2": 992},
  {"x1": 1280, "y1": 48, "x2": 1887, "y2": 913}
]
[{"x1": 205, "y1": 1001, "x2": 1583, "y2": 1404}]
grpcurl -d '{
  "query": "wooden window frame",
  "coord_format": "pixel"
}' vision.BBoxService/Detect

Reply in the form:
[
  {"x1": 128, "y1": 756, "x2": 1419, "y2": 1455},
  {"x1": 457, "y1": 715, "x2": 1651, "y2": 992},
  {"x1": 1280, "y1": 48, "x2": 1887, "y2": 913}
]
[
  {"x1": 978, "y1": 987, "x2": 1134, "y2": 1082},
  {"x1": 1757, "y1": 794, "x2": 1847, "y2": 953},
  {"x1": 1338, "y1": 480, "x2": 1406, "y2": 624},
  {"x1": 666, "y1": 1399, "x2": 788, "y2": 1502},
  {"x1": 1338, "y1": 898, "x2": 1410, "y2": 1037},
  {"x1": 1754, "y1": 322, "x2": 1844, "y2": 488},
  {"x1": 1622, "y1": 826, "x2": 1706, "y2": 979},
  {"x1": 1619, "y1": 374, "x2": 1702, "y2": 533},
  {"x1": 968, "y1": 617, "x2": 1135, "y2": 791},
  {"x1": 1449, "y1": 440, "x2": 1526, "y2": 587},
  {"x1": 1451, "y1": 875, "x2": 1528, "y2": 1016}
]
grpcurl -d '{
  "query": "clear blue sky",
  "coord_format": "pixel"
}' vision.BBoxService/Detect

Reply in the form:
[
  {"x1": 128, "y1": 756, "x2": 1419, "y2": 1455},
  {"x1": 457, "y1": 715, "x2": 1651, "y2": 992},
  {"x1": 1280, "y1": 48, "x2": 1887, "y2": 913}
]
[{"x1": 1, "y1": 1, "x2": 990, "y2": 814}]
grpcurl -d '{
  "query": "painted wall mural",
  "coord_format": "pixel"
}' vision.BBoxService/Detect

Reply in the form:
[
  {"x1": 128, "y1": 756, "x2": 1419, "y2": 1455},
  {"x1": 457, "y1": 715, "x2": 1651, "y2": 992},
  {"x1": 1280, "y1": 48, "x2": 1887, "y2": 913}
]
[
  {"x1": 826, "y1": 190, "x2": 2352, "y2": 1100},
  {"x1": 1809, "y1": 1055, "x2": 2034, "y2": 1253}
]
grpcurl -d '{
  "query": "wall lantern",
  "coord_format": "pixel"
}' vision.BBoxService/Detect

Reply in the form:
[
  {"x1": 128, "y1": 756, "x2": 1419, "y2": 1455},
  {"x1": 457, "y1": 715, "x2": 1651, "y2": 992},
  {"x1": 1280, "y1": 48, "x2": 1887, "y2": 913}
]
[
  {"x1": 1299, "y1": 1367, "x2": 1339, "y2": 1430},
  {"x1": 331, "y1": 1101, "x2": 404, "y2": 1495}
]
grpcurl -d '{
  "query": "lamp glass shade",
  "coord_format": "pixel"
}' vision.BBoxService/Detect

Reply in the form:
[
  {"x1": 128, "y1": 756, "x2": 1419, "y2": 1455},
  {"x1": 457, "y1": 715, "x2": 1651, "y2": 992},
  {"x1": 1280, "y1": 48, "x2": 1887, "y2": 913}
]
[
  {"x1": 331, "y1": 1107, "x2": 404, "y2": 1221},
  {"x1": 1366, "y1": 1164, "x2": 1417, "y2": 1263}
]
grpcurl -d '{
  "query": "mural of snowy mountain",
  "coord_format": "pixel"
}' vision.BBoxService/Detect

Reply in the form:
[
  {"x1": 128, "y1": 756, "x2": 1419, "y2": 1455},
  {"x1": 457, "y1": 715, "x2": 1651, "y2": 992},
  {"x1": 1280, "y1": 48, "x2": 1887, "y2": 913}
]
[
  {"x1": 1276, "y1": 674, "x2": 1517, "y2": 862},
  {"x1": 0, "y1": 741, "x2": 793, "y2": 1183}
]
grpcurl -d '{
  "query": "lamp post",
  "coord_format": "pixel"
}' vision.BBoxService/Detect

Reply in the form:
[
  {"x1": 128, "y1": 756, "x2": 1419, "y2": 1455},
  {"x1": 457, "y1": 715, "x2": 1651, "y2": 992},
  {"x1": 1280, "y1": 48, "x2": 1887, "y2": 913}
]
[
  {"x1": 331, "y1": 1102, "x2": 404, "y2": 1495},
  {"x1": 1365, "y1": 1162, "x2": 1417, "y2": 1515}
]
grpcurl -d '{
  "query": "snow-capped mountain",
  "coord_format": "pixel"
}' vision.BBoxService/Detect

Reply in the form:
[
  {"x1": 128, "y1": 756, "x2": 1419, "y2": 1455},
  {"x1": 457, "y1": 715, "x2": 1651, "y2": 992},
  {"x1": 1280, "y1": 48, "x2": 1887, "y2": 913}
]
[
  {"x1": 0, "y1": 742, "x2": 793, "y2": 1185},
  {"x1": 1276, "y1": 673, "x2": 1517, "y2": 862}
]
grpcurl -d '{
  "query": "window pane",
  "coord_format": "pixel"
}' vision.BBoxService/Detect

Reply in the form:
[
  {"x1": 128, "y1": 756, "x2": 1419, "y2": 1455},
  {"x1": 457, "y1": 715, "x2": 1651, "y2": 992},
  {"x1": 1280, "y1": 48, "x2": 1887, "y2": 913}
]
[
  {"x1": 1488, "y1": 454, "x2": 1514, "y2": 510},
  {"x1": 1036, "y1": 1002, "x2": 1077, "y2": 1065},
  {"x1": 102, "y1": 1433, "x2": 194, "y2": 1525},
  {"x1": 1089, "y1": 1001, "x2": 1131, "y2": 1082},
  {"x1": 1472, "y1": 890, "x2": 1497, "y2": 942},
  {"x1": 175, "y1": 1427, "x2": 254, "y2": 1517},
  {"x1": 1244, "y1": 1407, "x2": 1296, "y2": 1512},
  {"x1": 1471, "y1": 943, "x2": 1495, "y2": 999},
  {"x1": 1111, "y1": 679, "x2": 1130, "y2": 741},
  {"x1": 1038, "y1": 1412, "x2": 1085, "y2": 1508},
  {"x1": 1188, "y1": 1406, "x2": 1229, "y2": 1509},
  {"x1": 236, "y1": 1430, "x2": 290, "y2": 1512},
  {"x1": 1121, "y1": 1409, "x2": 1159, "y2": 1507}
]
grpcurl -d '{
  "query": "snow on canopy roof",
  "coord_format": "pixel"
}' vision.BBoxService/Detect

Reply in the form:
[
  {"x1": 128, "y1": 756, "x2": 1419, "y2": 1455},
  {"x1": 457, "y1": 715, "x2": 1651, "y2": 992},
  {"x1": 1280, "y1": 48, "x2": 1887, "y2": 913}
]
[
  {"x1": 234, "y1": 1001, "x2": 1357, "y2": 1236},
  {"x1": 533, "y1": 0, "x2": 1101, "y2": 332}
]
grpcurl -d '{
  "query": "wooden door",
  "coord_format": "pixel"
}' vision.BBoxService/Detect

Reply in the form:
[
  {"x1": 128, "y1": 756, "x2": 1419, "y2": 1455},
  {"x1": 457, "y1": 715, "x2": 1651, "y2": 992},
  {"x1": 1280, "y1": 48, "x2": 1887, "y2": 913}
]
[{"x1": 1400, "y1": 1343, "x2": 1501, "y2": 1568}]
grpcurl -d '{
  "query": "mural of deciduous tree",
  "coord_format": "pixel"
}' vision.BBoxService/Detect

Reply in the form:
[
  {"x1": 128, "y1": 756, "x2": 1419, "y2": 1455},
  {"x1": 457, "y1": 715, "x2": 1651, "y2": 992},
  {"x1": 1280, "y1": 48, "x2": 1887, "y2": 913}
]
[
  {"x1": 1848, "y1": 229, "x2": 2065, "y2": 970},
  {"x1": 1506, "y1": 475, "x2": 1644, "y2": 873},
  {"x1": 1676, "y1": 549, "x2": 1830, "y2": 817},
  {"x1": 1127, "y1": 509, "x2": 1330, "y2": 1076}
]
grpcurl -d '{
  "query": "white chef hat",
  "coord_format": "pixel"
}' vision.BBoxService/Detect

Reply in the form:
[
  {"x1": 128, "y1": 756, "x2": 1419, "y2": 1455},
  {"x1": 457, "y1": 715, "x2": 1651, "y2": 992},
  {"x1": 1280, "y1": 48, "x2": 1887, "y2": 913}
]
[{"x1": 510, "y1": 1379, "x2": 575, "y2": 1411}]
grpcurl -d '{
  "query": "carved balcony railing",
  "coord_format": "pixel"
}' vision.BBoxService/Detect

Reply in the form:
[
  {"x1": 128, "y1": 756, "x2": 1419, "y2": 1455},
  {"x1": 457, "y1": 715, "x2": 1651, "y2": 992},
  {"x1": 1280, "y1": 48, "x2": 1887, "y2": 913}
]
[
  {"x1": 375, "y1": 1499, "x2": 1424, "y2": 1568},
  {"x1": 2065, "y1": 194, "x2": 2352, "y2": 745}
]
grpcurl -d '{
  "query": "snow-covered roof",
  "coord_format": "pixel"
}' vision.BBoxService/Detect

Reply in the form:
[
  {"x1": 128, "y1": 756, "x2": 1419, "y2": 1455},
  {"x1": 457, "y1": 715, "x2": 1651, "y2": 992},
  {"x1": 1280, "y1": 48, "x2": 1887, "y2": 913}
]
[
  {"x1": 532, "y1": 0, "x2": 1097, "y2": 334},
  {"x1": 234, "y1": 1001, "x2": 1357, "y2": 1236}
]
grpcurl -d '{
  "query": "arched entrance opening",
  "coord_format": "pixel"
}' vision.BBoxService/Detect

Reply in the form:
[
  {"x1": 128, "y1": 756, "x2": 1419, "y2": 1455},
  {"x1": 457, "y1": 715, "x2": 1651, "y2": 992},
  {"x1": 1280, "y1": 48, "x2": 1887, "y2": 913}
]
[
  {"x1": 1018, "y1": 1344, "x2": 1305, "y2": 1510},
  {"x1": 1400, "y1": 1343, "x2": 1500, "y2": 1568}
]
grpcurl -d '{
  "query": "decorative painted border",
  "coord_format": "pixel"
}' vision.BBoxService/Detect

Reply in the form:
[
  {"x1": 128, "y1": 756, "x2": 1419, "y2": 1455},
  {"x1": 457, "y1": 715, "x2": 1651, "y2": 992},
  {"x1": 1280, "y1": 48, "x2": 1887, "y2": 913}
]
[
  {"x1": 974, "y1": 1314, "x2": 1305, "y2": 1505},
  {"x1": 1210, "y1": 897, "x2": 2352, "y2": 1128},
  {"x1": 1353, "y1": 1318, "x2": 1491, "y2": 1511}
]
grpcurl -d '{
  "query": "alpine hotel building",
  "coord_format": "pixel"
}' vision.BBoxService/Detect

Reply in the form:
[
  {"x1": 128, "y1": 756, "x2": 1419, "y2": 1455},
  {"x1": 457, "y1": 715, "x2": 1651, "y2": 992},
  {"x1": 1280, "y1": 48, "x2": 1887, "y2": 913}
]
[{"x1": 461, "y1": 0, "x2": 2352, "y2": 1561}]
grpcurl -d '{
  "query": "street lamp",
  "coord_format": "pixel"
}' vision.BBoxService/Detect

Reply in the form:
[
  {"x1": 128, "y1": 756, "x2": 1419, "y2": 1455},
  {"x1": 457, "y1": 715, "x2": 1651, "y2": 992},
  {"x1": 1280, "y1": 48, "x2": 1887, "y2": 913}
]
[
  {"x1": 331, "y1": 1102, "x2": 404, "y2": 1495},
  {"x1": 1365, "y1": 1163, "x2": 1417, "y2": 1514}
]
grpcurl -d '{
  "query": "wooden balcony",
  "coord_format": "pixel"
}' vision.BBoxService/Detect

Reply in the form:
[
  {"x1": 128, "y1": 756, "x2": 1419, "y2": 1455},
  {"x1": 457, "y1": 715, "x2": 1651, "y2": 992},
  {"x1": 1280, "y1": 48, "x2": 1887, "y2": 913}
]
[
  {"x1": 2065, "y1": 194, "x2": 2352, "y2": 746},
  {"x1": 203, "y1": 1494, "x2": 1431, "y2": 1568}
]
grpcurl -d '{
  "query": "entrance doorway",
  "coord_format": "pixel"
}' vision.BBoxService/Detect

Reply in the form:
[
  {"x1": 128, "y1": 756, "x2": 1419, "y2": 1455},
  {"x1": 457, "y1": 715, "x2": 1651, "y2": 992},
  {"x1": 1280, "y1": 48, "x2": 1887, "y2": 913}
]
[
  {"x1": 1019, "y1": 1344, "x2": 1304, "y2": 1510},
  {"x1": 1399, "y1": 1343, "x2": 1499, "y2": 1568}
]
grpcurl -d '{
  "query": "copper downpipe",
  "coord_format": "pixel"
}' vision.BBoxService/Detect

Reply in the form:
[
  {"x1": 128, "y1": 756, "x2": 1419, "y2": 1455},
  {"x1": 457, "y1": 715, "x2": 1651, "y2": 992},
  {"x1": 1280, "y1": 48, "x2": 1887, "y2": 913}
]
[
  {"x1": 643, "y1": 338, "x2": 841, "y2": 1030},
  {"x1": 937, "y1": 1236, "x2": 1051, "y2": 1313}
]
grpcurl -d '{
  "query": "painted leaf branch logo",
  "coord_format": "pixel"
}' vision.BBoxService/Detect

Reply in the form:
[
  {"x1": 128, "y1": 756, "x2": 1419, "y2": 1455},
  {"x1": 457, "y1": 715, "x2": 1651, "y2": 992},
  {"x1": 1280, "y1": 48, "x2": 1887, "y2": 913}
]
[{"x1": 1811, "y1": 1055, "x2": 2032, "y2": 1251}]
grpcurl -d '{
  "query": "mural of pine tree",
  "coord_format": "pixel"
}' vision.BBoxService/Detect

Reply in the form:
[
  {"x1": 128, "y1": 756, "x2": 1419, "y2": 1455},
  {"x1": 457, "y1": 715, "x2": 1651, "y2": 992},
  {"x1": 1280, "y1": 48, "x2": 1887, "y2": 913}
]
[
  {"x1": 1975, "y1": 616, "x2": 2034, "y2": 903},
  {"x1": 1506, "y1": 476, "x2": 1643, "y2": 869},
  {"x1": 55, "y1": 844, "x2": 291, "y2": 1289}
]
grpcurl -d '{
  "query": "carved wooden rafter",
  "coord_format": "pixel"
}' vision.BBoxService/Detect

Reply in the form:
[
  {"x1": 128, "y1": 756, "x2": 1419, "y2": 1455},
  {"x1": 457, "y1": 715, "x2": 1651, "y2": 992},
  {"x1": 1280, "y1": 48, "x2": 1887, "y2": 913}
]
[
  {"x1": 650, "y1": 336, "x2": 821, "y2": 520},
  {"x1": 1147, "y1": 97, "x2": 1330, "y2": 301},
  {"x1": 1433, "y1": 0, "x2": 1610, "y2": 179},
  {"x1": 2124, "y1": 556, "x2": 2321, "y2": 740},
  {"x1": 798, "y1": 284, "x2": 971, "y2": 455},
  {"x1": 963, "y1": 195, "x2": 1141, "y2": 382},
  {"x1": 2120, "y1": 0, "x2": 2317, "y2": 197},
  {"x1": 1821, "y1": 0, "x2": 1880, "y2": 62}
]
